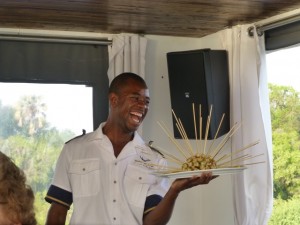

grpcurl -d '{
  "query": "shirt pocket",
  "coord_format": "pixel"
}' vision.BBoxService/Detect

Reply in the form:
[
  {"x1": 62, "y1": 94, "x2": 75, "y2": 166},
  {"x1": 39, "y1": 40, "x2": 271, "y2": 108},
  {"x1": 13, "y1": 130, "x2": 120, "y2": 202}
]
[
  {"x1": 68, "y1": 159, "x2": 101, "y2": 197},
  {"x1": 124, "y1": 164, "x2": 156, "y2": 207}
]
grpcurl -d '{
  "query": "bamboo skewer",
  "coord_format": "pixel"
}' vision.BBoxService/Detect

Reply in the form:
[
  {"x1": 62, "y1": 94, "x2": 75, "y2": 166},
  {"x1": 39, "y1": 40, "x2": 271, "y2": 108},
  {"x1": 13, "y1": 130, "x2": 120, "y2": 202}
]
[
  {"x1": 203, "y1": 105, "x2": 213, "y2": 155},
  {"x1": 148, "y1": 143, "x2": 185, "y2": 165},
  {"x1": 211, "y1": 122, "x2": 241, "y2": 159},
  {"x1": 218, "y1": 153, "x2": 264, "y2": 167},
  {"x1": 150, "y1": 105, "x2": 264, "y2": 174},
  {"x1": 192, "y1": 103, "x2": 200, "y2": 155},
  {"x1": 215, "y1": 140, "x2": 260, "y2": 163},
  {"x1": 157, "y1": 121, "x2": 188, "y2": 159},
  {"x1": 171, "y1": 110, "x2": 194, "y2": 156},
  {"x1": 177, "y1": 119, "x2": 194, "y2": 155},
  {"x1": 175, "y1": 123, "x2": 193, "y2": 156},
  {"x1": 235, "y1": 161, "x2": 266, "y2": 167},
  {"x1": 135, "y1": 160, "x2": 180, "y2": 171},
  {"x1": 198, "y1": 104, "x2": 203, "y2": 154},
  {"x1": 206, "y1": 113, "x2": 225, "y2": 156}
]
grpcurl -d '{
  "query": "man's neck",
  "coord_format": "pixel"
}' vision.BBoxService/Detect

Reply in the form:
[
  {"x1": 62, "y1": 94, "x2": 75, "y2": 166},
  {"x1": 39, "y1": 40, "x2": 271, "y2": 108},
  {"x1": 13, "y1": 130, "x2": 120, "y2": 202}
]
[{"x1": 103, "y1": 124, "x2": 134, "y2": 157}]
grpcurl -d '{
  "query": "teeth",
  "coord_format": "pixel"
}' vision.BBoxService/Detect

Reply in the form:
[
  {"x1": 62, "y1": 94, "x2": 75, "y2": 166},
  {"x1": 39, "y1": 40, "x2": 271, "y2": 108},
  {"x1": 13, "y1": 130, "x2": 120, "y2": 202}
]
[
  {"x1": 132, "y1": 117, "x2": 140, "y2": 123},
  {"x1": 131, "y1": 112, "x2": 142, "y2": 117}
]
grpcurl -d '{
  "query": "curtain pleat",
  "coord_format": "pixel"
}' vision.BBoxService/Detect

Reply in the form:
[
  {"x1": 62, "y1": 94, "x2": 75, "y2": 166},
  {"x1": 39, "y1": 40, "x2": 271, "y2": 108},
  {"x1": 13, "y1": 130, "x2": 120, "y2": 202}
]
[
  {"x1": 219, "y1": 25, "x2": 273, "y2": 225},
  {"x1": 107, "y1": 33, "x2": 147, "y2": 84}
]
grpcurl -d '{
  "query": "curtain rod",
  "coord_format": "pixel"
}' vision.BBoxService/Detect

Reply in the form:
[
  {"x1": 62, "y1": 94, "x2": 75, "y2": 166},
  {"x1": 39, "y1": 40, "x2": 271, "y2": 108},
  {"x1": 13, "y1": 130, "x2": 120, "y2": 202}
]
[
  {"x1": 0, "y1": 34, "x2": 112, "y2": 45},
  {"x1": 249, "y1": 12, "x2": 300, "y2": 37},
  {"x1": 257, "y1": 13, "x2": 300, "y2": 32}
]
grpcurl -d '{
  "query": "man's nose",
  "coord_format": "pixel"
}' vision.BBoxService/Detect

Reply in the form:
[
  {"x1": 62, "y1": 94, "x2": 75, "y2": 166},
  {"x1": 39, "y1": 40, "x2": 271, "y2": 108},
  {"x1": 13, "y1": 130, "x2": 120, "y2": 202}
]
[{"x1": 137, "y1": 99, "x2": 149, "y2": 109}]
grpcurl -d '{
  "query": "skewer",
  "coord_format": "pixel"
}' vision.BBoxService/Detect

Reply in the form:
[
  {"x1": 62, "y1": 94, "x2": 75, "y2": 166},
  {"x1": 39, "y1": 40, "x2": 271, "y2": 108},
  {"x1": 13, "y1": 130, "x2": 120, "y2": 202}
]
[
  {"x1": 211, "y1": 122, "x2": 241, "y2": 159},
  {"x1": 219, "y1": 153, "x2": 264, "y2": 167},
  {"x1": 175, "y1": 123, "x2": 192, "y2": 156},
  {"x1": 157, "y1": 121, "x2": 188, "y2": 159},
  {"x1": 198, "y1": 104, "x2": 203, "y2": 154},
  {"x1": 171, "y1": 110, "x2": 194, "y2": 155},
  {"x1": 203, "y1": 105, "x2": 213, "y2": 154},
  {"x1": 218, "y1": 154, "x2": 251, "y2": 167},
  {"x1": 215, "y1": 140, "x2": 260, "y2": 163},
  {"x1": 135, "y1": 160, "x2": 180, "y2": 171},
  {"x1": 206, "y1": 113, "x2": 225, "y2": 156},
  {"x1": 154, "y1": 105, "x2": 264, "y2": 174},
  {"x1": 192, "y1": 103, "x2": 200, "y2": 154},
  {"x1": 147, "y1": 143, "x2": 185, "y2": 165},
  {"x1": 177, "y1": 119, "x2": 195, "y2": 155},
  {"x1": 235, "y1": 161, "x2": 266, "y2": 167}
]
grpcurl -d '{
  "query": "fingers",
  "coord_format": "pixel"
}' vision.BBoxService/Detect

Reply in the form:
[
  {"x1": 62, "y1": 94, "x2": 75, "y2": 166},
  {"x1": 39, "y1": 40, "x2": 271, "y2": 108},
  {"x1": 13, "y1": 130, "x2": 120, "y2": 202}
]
[
  {"x1": 194, "y1": 172, "x2": 213, "y2": 184},
  {"x1": 171, "y1": 172, "x2": 219, "y2": 192},
  {"x1": 186, "y1": 172, "x2": 215, "y2": 186}
]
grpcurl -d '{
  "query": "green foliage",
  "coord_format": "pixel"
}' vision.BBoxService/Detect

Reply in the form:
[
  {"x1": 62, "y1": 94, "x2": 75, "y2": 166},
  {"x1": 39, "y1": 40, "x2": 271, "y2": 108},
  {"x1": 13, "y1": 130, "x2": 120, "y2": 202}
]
[
  {"x1": 14, "y1": 95, "x2": 48, "y2": 136},
  {"x1": 269, "y1": 84, "x2": 300, "y2": 200},
  {"x1": 0, "y1": 101, "x2": 18, "y2": 138},
  {"x1": 268, "y1": 84, "x2": 300, "y2": 224},
  {"x1": 269, "y1": 84, "x2": 300, "y2": 133},
  {"x1": 34, "y1": 191, "x2": 50, "y2": 225},
  {"x1": 272, "y1": 131, "x2": 300, "y2": 199},
  {"x1": 0, "y1": 95, "x2": 76, "y2": 224},
  {"x1": 268, "y1": 198, "x2": 300, "y2": 225}
]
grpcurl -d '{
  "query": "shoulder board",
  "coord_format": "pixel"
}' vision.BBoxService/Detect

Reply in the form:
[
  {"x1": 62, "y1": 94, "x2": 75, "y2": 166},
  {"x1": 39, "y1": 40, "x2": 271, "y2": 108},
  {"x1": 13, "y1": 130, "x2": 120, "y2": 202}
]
[
  {"x1": 65, "y1": 129, "x2": 86, "y2": 144},
  {"x1": 147, "y1": 141, "x2": 165, "y2": 158}
]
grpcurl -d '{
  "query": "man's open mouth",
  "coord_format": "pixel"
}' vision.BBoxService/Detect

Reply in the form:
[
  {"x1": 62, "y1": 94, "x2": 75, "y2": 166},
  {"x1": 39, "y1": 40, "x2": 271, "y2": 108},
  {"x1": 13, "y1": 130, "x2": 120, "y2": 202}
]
[{"x1": 130, "y1": 111, "x2": 143, "y2": 123}]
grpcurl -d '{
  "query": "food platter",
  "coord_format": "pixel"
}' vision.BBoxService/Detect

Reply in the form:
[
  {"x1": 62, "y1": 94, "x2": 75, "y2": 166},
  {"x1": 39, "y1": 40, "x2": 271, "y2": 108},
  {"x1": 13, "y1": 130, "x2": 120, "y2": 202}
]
[{"x1": 152, "y1": 167, "x2": 247, "y2": 179}]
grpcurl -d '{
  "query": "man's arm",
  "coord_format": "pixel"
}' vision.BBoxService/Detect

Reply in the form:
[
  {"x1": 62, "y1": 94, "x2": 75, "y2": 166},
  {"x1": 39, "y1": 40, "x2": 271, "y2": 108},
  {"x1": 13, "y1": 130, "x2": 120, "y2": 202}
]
[
  {"x1": 46, "y1": 202, "x2": 68, "y2": 225},
  {"x1": 143, "y1": 172, "x2": 217, "y2": 225}
]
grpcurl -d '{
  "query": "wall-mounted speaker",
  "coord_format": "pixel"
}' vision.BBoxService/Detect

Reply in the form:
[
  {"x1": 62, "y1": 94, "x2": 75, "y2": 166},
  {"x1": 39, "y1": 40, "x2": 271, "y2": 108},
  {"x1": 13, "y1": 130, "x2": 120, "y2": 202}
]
[{"x1": 167, "y1": 49, "x2": 230, "y2": 140}]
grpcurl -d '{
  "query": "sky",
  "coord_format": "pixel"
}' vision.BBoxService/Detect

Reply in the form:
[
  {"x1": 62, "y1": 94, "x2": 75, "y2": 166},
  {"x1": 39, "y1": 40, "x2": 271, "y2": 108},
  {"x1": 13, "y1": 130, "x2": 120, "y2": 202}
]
[
  {"x1": 0, "y1": 83, "x2": 93, "y2": 135},
  {"x1": 266, "y1": 46, "x2": 300, "y2": 92}
]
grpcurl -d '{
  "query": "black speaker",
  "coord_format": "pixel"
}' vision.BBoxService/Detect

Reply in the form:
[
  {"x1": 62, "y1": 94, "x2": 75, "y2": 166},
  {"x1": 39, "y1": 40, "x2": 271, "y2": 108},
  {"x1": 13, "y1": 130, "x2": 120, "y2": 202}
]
[{"x1": 166, "y1": 49, "x2": 230, "y2": 140}]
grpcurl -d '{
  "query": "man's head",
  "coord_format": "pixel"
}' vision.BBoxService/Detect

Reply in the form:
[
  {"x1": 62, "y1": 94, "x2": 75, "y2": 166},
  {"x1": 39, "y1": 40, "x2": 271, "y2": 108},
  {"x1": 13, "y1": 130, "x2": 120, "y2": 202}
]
[
  {"x1": 109, "y1": 72, "x2": 148, "y2": 95},
  {"x1": 107, "y1": 72, "x2": 150, "y2": 132}
]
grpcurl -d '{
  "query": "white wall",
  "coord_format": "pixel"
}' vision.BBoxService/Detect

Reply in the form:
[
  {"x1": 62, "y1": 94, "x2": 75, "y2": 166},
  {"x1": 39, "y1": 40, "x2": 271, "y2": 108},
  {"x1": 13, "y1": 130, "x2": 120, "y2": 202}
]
[{"x1": 142, "y1": 34, "x2": 235, "y2": 225}]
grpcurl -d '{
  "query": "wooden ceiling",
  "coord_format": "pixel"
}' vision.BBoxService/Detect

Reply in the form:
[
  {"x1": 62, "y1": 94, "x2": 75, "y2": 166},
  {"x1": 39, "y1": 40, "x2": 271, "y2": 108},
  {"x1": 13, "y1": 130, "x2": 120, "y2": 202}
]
[{"x1": 0, "y1": 0, "x2": 300, "y2": 38}]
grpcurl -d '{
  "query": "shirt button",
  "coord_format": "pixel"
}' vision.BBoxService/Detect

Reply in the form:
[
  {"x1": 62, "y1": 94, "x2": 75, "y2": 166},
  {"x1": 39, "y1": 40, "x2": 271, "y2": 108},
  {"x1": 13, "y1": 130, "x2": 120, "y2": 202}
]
[
  {"x1": 114, "y1": 162, "x2": 117, "y2": 166},
  {"x1": 82, "y1": 168, "x2": 85, "y2": 171},
  {"x1": 113, "y1": 180, "x2": 117, "y2": 184},
  {"x1": 113, "y1": 199, "x2": 116, "y2": 203},
  {"x1": 113, "y1": 217, "x2": 116, "y2": 220},
  {"x1": 139, "y1": 177, "x2": 142, "y2": 180}
]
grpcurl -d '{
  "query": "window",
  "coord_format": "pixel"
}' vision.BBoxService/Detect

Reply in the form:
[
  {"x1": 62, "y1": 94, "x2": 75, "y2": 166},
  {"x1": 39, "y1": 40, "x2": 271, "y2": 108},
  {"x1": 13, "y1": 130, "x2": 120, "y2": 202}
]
[
  {"x1": 0, "y1": 82, "x2": 94, "y2": 223},
  {"x1": 266, "y1": 46, "x2": 300, "y2": 224},
  {"x1": 0, "y1": 37, "x2": 109, "y2": 223}
]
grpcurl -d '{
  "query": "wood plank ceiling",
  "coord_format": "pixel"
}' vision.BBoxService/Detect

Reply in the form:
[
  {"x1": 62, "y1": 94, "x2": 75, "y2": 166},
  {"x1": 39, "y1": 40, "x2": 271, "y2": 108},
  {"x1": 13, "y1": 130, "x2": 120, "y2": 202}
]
[{"x1": 0, "y1": 0, "x2": 300, "y2": 38}]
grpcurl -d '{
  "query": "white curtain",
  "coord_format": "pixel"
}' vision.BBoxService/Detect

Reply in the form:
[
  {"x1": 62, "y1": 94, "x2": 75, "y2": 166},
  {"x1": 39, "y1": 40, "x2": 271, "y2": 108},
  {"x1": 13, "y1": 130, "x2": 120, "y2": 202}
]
[
  {"x1": 107, "y1": 33, "x2": 148, "y2": 84},
  {"x1": 218, "y1": 25, "x2": 273, "y2": 225}
]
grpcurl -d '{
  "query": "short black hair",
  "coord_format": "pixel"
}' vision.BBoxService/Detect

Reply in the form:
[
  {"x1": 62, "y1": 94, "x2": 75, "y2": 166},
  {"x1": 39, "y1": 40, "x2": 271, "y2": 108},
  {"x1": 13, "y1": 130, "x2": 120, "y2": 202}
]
[{"x1": 109, "y1": 72, "x2": 147, "y2": 94}]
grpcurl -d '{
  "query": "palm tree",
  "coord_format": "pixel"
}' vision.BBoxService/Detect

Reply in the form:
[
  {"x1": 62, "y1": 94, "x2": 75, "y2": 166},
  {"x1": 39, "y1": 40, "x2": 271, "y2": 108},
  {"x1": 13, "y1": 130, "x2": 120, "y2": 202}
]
[{"x1": 14, "y1": 95, "x2": 47, "y2": 135}]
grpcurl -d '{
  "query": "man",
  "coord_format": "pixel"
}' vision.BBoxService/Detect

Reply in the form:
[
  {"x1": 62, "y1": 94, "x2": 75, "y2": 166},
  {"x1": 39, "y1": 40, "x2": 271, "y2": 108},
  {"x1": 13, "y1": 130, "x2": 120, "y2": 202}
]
[{"x1": 45, "y1": 72, "x2": 216, "y2": 225}]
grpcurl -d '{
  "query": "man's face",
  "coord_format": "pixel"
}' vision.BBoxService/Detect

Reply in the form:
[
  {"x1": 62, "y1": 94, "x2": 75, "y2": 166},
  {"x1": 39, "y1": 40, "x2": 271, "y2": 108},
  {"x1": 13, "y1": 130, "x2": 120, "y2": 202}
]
[{"x1": 112, "y1": 79, "x2": 150, "y2": 132}]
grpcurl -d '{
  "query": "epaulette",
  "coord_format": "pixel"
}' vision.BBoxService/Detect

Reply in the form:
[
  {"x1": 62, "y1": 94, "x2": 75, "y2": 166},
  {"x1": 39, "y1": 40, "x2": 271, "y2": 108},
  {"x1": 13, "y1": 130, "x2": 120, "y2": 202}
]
[
  {"x1": 147, "y1": 141, "x2": 165, "y2": 158},
  {"x1": 65, "y1": 129, "x2": 86, "y2": 144}
]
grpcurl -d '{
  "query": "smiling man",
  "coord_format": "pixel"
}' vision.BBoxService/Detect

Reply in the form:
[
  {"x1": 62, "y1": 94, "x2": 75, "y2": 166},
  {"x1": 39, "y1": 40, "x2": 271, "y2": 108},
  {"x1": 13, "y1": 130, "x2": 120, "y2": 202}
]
[{"x1": 45, "y1": 72, "x2": 216, "y2": 225}]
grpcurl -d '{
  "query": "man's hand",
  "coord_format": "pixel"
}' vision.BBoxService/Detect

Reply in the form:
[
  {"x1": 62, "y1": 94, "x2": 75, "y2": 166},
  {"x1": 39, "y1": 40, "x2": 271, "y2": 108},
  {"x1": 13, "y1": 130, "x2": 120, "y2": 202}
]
[
  {"x1": 170, "y1": 172, "x2": 218, "y2": 194},
  {"x1": 143, "y1": 172, "x2": 218, "y2": 225}
]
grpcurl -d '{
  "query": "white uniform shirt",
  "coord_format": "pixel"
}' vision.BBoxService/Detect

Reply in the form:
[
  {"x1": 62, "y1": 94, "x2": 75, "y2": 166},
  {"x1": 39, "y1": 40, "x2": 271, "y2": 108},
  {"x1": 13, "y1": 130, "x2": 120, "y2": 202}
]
[{"x1": 46, "y1": 123, "x2": 169, "y2": 225}]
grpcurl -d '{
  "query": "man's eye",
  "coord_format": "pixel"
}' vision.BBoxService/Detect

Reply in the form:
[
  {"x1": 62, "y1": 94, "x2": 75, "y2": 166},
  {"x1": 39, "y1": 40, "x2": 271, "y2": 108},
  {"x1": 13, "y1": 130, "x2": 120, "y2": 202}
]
[
  {"x1": 130, "y1": 96, "x2": 139, "y2": 101},
  {"x1": 129, "y1": 96, "x2": 150, "y2": 106}
]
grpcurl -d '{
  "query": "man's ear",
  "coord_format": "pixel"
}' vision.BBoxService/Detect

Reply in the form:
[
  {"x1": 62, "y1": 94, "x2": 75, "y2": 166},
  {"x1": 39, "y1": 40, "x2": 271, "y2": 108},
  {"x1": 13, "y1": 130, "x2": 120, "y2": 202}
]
[{"x1": 109, "y1": 93, "x2": 118, "y2": 107}]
